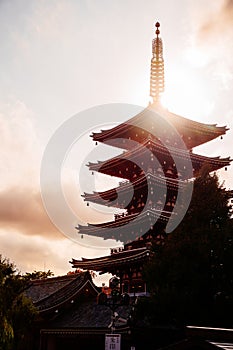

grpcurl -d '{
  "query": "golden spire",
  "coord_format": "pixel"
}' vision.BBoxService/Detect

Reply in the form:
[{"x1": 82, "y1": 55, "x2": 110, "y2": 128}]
[{"x1": 150, "y1": 22, "x2": 165, "y2": 104}]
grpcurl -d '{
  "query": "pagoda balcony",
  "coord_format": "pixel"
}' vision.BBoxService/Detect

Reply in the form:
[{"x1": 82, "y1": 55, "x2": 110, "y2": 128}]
[
  {"x1": 88, "y1": 138, "x2": 231, "y2": 181},
  {"x1": 70, "y1": 246, "x2": 151, "y2": 274},
  {"x1": 76, "y1": 208, "x2": 173, "y2": 243},
  {"x1": 82, "y1": 172, "x2": 187, "y2": 209}
]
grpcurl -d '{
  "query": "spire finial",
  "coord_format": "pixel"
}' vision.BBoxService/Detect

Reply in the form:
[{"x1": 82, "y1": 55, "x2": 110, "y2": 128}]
[
  {"x1": 155, "y1": 22, "x2": 160, "y2": 37},
  {"x1": 150, "y1": 21, "x2": 164, "y2": 104}
]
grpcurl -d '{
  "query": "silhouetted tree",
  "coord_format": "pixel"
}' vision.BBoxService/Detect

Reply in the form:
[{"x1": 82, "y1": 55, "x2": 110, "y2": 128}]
[
  {"x1": 23, "y1": 269, "x2": 54, "y2": 281},
  {"x1": 143, "y1": 167, "x2": 233, "y2": 327},
  {"x1": 0, "y1": 256, "x2": 38, "y2": 350}
]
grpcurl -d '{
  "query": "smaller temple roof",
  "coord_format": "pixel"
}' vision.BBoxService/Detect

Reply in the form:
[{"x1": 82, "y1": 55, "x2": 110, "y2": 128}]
[
  {"x1": 26, "y1": 271, "x2": 100, "y2": 314},
  {"x1": 50, "y1": 300, "x2": 131, "y2": 330},
  {"x1": 25, "y1": 274, "x2": 78, "y2": 304}
]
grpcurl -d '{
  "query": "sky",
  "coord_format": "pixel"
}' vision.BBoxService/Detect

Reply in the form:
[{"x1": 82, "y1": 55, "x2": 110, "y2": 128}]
[{"x1": 0, "y1": 0, "x2": 233, "y2": 283}]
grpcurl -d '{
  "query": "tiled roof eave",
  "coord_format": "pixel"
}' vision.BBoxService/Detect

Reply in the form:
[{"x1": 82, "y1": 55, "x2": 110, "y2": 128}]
[
  {"x1": 71, "y1": 249, "x2": 151, "y2": 270},
  {"x1": 34, "y1": 276, "x2": 99, "y2": 314},
  {"x1": 91, "y1": 106, "x2": 227, "y2": 147},
  {"x1": 83, "y1": 173, "x2": 185, "y2": 203},
  {"x1": 88, "y1": 139, "x2": 231, "y2": 174}
]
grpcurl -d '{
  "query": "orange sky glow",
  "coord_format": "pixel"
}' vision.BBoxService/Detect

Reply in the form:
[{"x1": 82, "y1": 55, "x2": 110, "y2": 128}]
[{"x1": 0, "y1": 0, "x2": 232, "y2": 284}]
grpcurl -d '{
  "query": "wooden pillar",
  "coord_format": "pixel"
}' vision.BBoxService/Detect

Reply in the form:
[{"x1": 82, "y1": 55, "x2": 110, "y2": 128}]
[
  {"x1": 47, "y1": 335, "x2": 56, "y2": 350},
  {"x1": 128, "y1": 269, "x2": 133, "y2": 294},
  {"x1": 39, "y1": 332, "x2": 47, "y2": 350},
  {"x1": 119, "y1": 271, "x2": 123, "y2": 294}
]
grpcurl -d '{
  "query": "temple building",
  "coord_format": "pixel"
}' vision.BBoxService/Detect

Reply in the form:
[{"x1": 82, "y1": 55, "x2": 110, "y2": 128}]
[
  {"x1": 25, "y1": 22, "x2": 232, "y2": 350},
  {"x1": 70, "y1": 22, "x2": 230, "y2": 295}
]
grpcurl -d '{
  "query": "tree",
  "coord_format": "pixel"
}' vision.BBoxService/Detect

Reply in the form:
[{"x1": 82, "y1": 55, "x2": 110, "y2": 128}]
[
  {"x1": 0, "y1": 256, "x2": 37, "y2": 350},
  {"x1": 23, "y1": 269, "x2": 54, "y2": 281},
  {"x1": 143, "y1": 167, "x2": 233, "y2": 327}
]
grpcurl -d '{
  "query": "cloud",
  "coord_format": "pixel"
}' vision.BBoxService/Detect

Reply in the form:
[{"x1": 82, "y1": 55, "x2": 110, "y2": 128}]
[
  {"x1": 0, "y1": 186, "x2": 62, "y2": 238},
  {"x1": 0, "y1": 228, "x2": 110, "y2": 277},
  {"x1": 0, "y1": 96, "x2": 118, "y2": 275},
  {"x1": 195, "y1": 0, "x2": 233, "y2": 88},
  {"x1": 0, "y1": 98, "x2": 62, "y2": 236},
  {"x1": 198, "y1": 0, "x2": 233, "y2": 39},
  {"x1": 0, "y1": 99, "x2": 40, "y2": 188}
]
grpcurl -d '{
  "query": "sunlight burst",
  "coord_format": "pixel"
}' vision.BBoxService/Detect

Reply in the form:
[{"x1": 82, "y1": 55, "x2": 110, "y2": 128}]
[{"x1": 161, "y1": 69, "x2": 214, "y2": 121}]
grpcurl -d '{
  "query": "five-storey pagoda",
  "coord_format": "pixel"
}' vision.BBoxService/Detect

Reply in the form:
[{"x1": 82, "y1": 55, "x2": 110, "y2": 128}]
[{"x1": 71, "y1": 23, "x2": 231, "y2": 295}]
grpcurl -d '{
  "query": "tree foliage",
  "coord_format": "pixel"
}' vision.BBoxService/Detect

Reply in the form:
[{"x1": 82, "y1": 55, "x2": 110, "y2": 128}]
[
  {"x1": 143, "y1": 168, "x2": 233, "y2": 327},
  {"x1": 0, "y1": 257, "x2": 38, "y2": 350},
  {"x1": 23, "y1": 269, "x2": 54, "y2": 281}
]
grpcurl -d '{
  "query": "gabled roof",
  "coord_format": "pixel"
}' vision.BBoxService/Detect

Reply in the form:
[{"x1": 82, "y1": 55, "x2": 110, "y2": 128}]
[
  {"x1": 26, "y1": 271, "x2": 100, "y2": 314},
  {"x1": 48, "y1": 300, "x2": 131, "y2": 330},
  {"x1": 25, "y1": 274, "x2": 77, "y2": 304}
]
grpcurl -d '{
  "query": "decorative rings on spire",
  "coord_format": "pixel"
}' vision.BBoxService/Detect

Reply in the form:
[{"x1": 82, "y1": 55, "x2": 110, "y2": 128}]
[{"x1": 150, "y1": 21, "x2": 164, "y2": 104}]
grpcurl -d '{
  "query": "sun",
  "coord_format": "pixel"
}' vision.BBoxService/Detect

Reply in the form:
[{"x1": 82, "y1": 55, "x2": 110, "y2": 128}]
[
  {"x1": 160, "y1": 43, "x2": 213, "y2": 121},
  {"x1": 160, "y1": 68, "x2": 214, "y2": 121}
]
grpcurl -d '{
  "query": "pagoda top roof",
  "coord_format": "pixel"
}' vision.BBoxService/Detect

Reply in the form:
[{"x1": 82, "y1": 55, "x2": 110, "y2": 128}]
[
  {"x1": 71, "y1": 246, "x2": 151, "y2": 272},
  {"x1": 91, "y1": 104, "x2": 228, "y2": 150}
]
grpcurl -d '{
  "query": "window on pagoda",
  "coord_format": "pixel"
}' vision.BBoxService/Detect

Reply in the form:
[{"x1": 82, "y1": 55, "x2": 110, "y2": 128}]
[
  {"x1": 122, "y1": 281, "x2": 129, "y2": 293},
  {"x1": 166, "y1": 169, "x2": 173, "y2": 175},
  {"x1": 130, "y1": 281, "x2": 145, "y2": 294},
  {"x1": 148, "y1": 166, "x2": 153, "y2": 172},
  {"x1": 148, "y1": 200, "x2": 153, "y2": 208}
]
